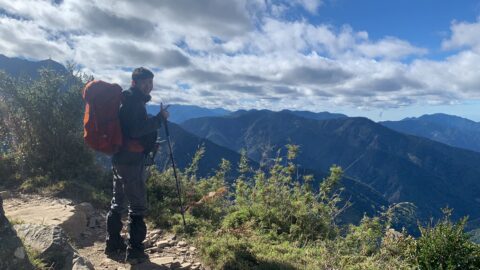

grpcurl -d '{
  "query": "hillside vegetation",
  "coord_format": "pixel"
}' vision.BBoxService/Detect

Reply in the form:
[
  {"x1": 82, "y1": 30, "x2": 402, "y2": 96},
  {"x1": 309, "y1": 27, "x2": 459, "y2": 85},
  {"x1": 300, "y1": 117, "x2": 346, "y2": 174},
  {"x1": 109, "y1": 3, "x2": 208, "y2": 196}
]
[
  {"x1": 1, "y1": 70, "x2": 480, "y2": 269},
  {"x1": 180, "y1": 110, "x2": 480, "y2": 222},
  {"x1": 0, "y1": 69, "x2": 110, "y2": 205}
]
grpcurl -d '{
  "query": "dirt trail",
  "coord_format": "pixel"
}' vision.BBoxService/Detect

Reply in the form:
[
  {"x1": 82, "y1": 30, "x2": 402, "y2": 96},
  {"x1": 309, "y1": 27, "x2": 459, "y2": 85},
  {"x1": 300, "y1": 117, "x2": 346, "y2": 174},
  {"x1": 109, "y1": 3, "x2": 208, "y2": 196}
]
[{"x1": 3, "y1": 193, "x2": 205, "y2": 270}]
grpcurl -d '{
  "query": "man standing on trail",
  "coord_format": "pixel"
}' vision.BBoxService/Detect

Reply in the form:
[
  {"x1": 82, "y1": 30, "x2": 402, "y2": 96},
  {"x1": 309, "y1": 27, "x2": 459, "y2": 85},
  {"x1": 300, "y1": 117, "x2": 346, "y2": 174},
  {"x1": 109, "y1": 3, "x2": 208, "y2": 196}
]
[{"x1": 105, "y1": 67, "x2": 169, "y2": 264}]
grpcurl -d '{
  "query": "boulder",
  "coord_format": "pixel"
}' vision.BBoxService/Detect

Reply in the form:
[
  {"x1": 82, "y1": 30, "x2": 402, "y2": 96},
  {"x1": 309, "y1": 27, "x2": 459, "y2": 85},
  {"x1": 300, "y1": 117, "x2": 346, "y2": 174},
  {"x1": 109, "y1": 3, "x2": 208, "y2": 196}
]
[
  {"x1": 156, "y1": 240, "x2": 172, "y2": 249},
  {"x1": 4, "y1": 197, "x2": 88, "y2": 239},
  {"x1": 0, "y1": 196, "x2": 34, "y2": 270},
  {"x1": 72, "y1": 254, "x2": 95, "y2": 270},
  {"x1": 14, "y1": 223, "x2": 93, "y2": 270},
  {"x1": 177, "y1": 240, "x2": 188, "y2": 247}
]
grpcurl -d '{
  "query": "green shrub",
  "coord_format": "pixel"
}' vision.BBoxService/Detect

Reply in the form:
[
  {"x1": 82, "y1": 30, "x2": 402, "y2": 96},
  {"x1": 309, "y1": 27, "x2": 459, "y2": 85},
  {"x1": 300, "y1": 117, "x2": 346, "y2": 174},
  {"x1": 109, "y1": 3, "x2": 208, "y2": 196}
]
[
  {"x1": 225, "y1": 145, "x2": 343, "y2": 243},
  {"x1": 147, "y1": 146, "x2": 230, "y2": 231},
  {"x1": 0, "y1": 69, "x2": 111, "y2": 205},
  {"x1": 196, "y1": 232, "x2": 258, "y2": 270},
  {"x1": 341, "y1": 216, "x2": 385, "y2": 256},
  {"x1": 148, "y1": 145, "x2": 423, "y2": 269},
  {"x1": 413, "y1": 208, "x2": 480, "y2": 270},
  {"x1": 19, "y1": 175, "x2": 51, "y2": 193},
  {"x1": 0, "y1": 69, "x2": 98, "y2": 181},
  {"x1": 0, "y1": 153, "x2": 21, "y2": 188}
]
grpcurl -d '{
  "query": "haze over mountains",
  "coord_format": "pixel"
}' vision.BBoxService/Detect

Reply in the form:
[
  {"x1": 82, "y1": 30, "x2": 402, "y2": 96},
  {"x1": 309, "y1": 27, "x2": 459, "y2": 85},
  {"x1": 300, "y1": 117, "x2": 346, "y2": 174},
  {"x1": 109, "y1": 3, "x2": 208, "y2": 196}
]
[{"x1": 2, "y1": 54, "x2": 480, "y2": 227}]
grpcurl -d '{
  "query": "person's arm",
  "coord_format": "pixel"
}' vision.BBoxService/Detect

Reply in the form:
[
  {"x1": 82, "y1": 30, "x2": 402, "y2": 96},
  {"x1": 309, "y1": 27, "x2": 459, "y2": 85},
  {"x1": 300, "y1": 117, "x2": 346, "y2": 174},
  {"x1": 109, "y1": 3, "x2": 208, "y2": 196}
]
[{"x1": 121, "y1": 102, "x2": 161, "y2": 138}]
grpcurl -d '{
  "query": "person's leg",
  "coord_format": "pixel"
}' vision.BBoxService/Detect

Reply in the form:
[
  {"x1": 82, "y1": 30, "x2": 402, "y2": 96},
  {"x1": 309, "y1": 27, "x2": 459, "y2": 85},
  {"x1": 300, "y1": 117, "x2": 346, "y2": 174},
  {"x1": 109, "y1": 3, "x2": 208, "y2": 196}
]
[
  {"x1": 105, "y1": 165, "x2": 127, "y2": 254},
  {"x1": 117, "y1": 163, "x2": 149, "y2": 263}
]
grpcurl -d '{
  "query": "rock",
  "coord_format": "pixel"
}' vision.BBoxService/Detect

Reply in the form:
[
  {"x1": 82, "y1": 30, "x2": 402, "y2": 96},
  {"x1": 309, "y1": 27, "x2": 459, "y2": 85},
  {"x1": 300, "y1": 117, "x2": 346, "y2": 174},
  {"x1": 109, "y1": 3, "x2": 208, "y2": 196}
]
[
  {"x1": 146, "y1": 247, "x2": 157, "y2": 254},
  {"x1": 77, "y1": 203, "x2": 99, "y2": 229},
  {"x1": 164, "y1": 233, "x2": 177, "y2": 242},
  {"x1": 149, "y1": 228, "x2": 162, "y2": 235},
  {"x1": 87, "y1": 216, "x2": 99, "y2": 228},
  {"x1": 171, "y1": 261, "x2": 183, "y2": 268},
  {"x1": 4, "y1": 197, "x2": 88, "y2": 239},
  {"x1": 14, "y1": 246, "x2": 26, "y2": 259},
  {"x1": 0, "y1": 191, "x2": 12, "y2": 199},
  {"x1": 72, "y1": 254, "x2": 94, "y2": 270},
  {"x1": 101, "y1": 258, "x2": 113, "y2": 266},
  {"x1": 148, "y1": 232, "x2": 161, "y2": 242},
  {"x1": 177, "y1": 247, "x2": 188, "y2": 253},
  {"x1": 0, "y1": 196, "x2": 34, "y2": 270},
  {"x1": 149, "y1": 234, "x2": 161, "y2": 243},
  {"x1": 156, "y1": 240, "x2": 172, "y2": 249},
  {"x1": 178, "y1": 262, "x2": 192, "y2": 269},
  {"x1": 62, "y1": 205, "x2": 88, "y2": 239},
  {"x1": 189, "y1": 246, "x2": 197, "y2": 252},
  {"x1": 177, "y1": 240, "x2": 188, "y2": 247},
  {"x1": 76, "y1": 202, "x2": 94, "y2": 217},
  {"x1": 150, "y1": 256, "x2": 176, "y2": 265},
  {"x1": 14, "y1": 223, "x2": 92, "y2": 270},
  {"x1": 81, "y1": 231, "x2": 92, "y2": 238},
  {"x1": 143, "y1": 238, "x2": 153, "y2": 249}
]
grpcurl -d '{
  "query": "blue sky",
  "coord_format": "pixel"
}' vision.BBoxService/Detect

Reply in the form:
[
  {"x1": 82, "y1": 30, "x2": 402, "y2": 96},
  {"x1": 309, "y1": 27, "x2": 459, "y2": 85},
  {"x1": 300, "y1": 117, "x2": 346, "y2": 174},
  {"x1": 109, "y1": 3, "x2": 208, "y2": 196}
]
[
  {"x1": 1, "y1": 0, "x2": 480, "y2": 121},
  {"x1": 317, "y1": 1, "x2": 478, "y2": 44}
]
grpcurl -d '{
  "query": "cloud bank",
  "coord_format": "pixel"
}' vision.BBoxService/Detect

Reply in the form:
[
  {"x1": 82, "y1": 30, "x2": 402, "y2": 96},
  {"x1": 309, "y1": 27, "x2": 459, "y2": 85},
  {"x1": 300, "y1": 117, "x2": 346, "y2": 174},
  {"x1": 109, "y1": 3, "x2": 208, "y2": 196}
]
[{"x1": 0, "y1": 0, "x2": 479, "y2": 111}]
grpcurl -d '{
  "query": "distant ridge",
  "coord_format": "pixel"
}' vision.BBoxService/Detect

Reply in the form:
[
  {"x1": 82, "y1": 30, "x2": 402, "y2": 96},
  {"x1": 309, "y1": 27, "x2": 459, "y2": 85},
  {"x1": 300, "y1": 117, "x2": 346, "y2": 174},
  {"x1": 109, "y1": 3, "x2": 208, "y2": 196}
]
[
  {"x1": 147, "y1": 104, "x2": 230, "y2": 124},
  {"x1": 181, "y1": 109, "x2": 480, "y2": 221},
  {"x1": 0, "y1": 54, "x2": 67, "y2": 78},
  {"x1": 381, "y1": 113, "x2": 480, "y2": 153}
]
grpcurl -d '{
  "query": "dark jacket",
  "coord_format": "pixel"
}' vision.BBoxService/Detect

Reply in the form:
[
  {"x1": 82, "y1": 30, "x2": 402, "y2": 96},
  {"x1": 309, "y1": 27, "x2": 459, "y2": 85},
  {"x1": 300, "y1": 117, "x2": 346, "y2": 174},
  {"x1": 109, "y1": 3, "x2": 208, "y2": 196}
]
[{"x1": 112, "y1": 87, "x2": 161, "y2": 165}]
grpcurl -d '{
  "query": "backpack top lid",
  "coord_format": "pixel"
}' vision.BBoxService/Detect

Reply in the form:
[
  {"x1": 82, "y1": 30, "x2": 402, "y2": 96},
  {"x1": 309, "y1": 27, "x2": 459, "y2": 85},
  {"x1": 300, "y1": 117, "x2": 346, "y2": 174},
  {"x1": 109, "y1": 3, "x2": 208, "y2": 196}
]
[{"x1": 83, "y1": 80, "x2": 122, "y2": 103}]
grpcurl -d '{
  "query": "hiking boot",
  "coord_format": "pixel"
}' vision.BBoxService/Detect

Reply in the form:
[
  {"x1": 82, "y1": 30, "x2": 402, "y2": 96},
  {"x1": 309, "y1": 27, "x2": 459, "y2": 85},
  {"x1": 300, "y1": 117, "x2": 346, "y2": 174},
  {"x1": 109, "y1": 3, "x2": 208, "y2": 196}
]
[
  {"x1": 125, "y1": 215, "x2": 148, "y2": 264},
  {"x1": 104, "y1": 238, "x2": 127, "y2": 257},
  {"x1": 125, "y1": 248, "x2": 149, "y2": 264},
  {"x1": 105, "y1": 210, "x2": 125, "y2": 257}
]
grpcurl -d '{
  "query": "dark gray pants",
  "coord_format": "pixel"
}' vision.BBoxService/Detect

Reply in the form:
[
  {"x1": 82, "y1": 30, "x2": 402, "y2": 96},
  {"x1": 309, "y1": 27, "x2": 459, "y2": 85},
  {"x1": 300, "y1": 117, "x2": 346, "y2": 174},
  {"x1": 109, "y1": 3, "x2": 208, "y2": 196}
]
[
  {"x1": 107, "y1": 163, "x2": 148, "y2": 251},
  {"x1": 110, "y1": 163, "x2": 148, "y2": 216}
]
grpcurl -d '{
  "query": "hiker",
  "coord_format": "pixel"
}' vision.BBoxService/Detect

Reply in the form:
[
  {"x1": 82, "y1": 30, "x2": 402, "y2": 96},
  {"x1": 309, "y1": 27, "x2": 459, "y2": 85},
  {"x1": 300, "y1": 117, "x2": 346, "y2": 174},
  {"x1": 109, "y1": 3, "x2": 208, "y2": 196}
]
[{"x1": 105, "y1": 67, "x2": 169, "y2": 263}]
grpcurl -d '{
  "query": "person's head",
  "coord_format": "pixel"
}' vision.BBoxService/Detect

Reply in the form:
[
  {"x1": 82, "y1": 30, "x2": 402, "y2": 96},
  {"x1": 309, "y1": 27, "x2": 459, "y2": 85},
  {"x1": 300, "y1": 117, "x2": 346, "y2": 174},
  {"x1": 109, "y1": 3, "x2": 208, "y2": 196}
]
[{"x1": 131, "y1": 67, "x2": 154, "y2": 95}]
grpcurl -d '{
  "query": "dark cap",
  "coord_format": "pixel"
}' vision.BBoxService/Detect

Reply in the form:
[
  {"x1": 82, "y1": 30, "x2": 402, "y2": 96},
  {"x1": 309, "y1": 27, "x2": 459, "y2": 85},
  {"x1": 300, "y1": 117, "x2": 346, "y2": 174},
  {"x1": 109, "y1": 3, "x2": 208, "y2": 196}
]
[{"x1": 132, "y1": 67, "x2": 154, "y2": 82}]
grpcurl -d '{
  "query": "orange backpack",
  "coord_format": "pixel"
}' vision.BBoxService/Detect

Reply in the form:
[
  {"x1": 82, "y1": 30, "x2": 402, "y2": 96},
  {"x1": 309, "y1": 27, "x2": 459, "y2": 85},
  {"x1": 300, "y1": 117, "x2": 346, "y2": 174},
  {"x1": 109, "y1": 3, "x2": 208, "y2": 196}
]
[{"x1": 82, "y1": 80, "x2": 123, "y2": 155}]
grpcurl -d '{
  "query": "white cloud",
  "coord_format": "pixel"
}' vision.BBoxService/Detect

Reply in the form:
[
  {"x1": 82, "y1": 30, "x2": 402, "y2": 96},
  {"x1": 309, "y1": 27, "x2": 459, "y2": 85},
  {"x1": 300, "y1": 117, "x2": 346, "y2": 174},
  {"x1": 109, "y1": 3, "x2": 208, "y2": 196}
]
[
  {"x1": 356, "y1": 37, "x2": 428, "y2": 60},
  {"x1": 0, "y1": 16, "x2": 73, "y2": 61},
  {"x1": 0, "y1": 0, "x2": 479, "y2": 111},
  {"x1": 296, "y1": 0, "x2": 323, "y2": 14},
  {"x1": 442, "y1": 18, "x2": 480, "y2": 50}
]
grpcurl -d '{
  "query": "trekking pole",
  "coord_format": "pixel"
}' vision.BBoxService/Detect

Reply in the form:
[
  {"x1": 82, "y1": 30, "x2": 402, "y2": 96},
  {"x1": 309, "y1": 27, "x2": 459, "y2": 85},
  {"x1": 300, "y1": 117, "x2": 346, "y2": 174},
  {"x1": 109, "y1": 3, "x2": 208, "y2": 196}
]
[{"x1": 163, "y1": 119, "x2": 187, "y2": 229}]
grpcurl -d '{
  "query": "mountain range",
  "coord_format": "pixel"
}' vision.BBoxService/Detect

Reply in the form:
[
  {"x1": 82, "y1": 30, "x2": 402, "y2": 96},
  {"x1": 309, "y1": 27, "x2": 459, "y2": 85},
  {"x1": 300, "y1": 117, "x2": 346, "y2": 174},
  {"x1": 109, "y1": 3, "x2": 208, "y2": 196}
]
[
  {"x1": 3, "y1": 54, "x2": 480, "y2": 227},
  {"x1": 156, "y1": 121, "x2": 389, "y2": 224},
  {"x1": 381, "y1": 114, "x2": 480, "y2": 153},
  {"x1": 181, "y1": 110, "x2": 480, "y2": 221},
  {"x1": 0, "y1": 54, "x2": 66, "y2": 78},
  {"x1": 147, "y1": 104, "x2": 230, "y2": 124}
]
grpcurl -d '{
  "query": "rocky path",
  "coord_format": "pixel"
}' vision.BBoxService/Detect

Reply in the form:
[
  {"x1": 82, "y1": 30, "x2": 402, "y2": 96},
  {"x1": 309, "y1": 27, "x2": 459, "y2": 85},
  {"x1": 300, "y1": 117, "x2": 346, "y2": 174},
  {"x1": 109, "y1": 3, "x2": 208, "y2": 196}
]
[{"x1": 2, "y1": 192, "x2": 205, "y2": 270}]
